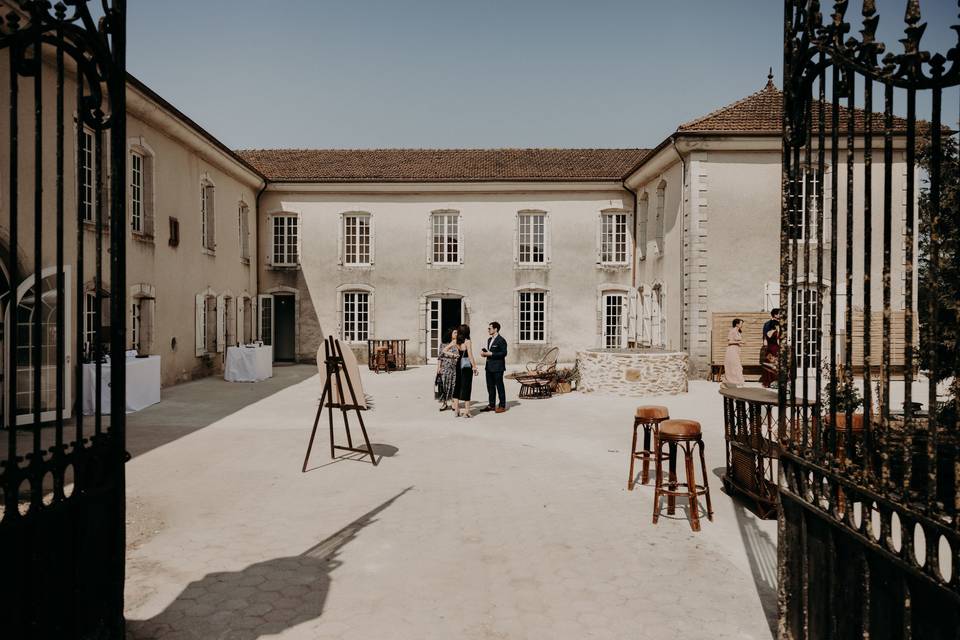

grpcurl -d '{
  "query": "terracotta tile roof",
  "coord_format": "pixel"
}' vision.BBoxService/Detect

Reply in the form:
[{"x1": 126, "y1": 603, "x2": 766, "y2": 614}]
[
  {"x1": 677, "y1": 77, "x2": 914, "y2": 134},
  {"x1": 234, "y1": 148, "x2": 651, "y2": 183}
]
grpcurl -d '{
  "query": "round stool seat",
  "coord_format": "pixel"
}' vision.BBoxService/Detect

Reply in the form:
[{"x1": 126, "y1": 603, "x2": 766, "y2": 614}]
[
  {"x1": 635, "y1": 405, "x2": 669, "y2": 421},
  {"x1": 659, "y1": 419, "x2": 702, "y2": 439}
]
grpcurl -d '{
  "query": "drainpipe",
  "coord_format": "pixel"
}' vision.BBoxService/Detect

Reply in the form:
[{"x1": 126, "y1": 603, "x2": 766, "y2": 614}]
[
  {"x1": 254, "y1": 179, "x2": 268, "y2": 338},
  {"x1": 622, "y1": 180, "x2": 639, "y2": 347},
  {"x1": 670, "y1": 136, "x2": 686, "y2": 353}
]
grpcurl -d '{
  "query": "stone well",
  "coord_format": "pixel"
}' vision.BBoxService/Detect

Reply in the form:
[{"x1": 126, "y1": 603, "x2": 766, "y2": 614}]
[{"x1": 576, "y1": 348, "x2": 688, "y2": 396}]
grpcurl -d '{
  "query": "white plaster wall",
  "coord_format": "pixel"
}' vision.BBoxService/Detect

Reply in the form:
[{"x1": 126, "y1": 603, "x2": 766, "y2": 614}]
[
  {"x1": 259, "y1": 188, "x2": 634, "y2": 365},
  {"x1": 0, "y1": 57, "x2": 262, "y2": 388}
]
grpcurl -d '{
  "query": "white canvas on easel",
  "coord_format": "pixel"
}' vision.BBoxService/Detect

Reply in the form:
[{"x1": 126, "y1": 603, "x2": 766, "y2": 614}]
[{"x1": 328, "y1": 338, "x2": 367, "y2": 409}]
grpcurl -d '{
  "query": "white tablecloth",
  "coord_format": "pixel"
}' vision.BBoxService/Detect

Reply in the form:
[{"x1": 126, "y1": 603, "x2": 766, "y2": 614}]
[
  {"x1": 82, "y1": 355, "x2": 161, "y2": 415},
  {"x1": 224, "y1": 345, "x2": 273, "y2": 382}
]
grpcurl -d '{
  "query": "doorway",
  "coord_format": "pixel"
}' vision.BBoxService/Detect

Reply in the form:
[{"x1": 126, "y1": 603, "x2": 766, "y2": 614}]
[
  {"x1": 273, "y1": 294, "x2": 296, "y2": 362},
  {"x1": 427, "y1": 297, "x2": 463, "y2": 361}
]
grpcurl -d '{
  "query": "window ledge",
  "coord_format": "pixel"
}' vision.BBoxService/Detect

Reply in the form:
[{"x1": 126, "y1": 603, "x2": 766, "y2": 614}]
[
  {"x1": 132, "y1": 231, "x2": 154, "y2": 244},
  {"x1": 428, "y1": 263, "x2": 463, "y2": 270},
  {"x1": 515, "y1": 263, "x2": 550, "y2": 271},
  {"x1": 82, "y1": 220, "x2": 110, "y2": 233},
  {"x1": 341, "y1": 263, "x2": 374, "y2": 269},
  {"x1": 240, "y1": 257, "x2": 251, "y2": 266},
  {"x1": 597, "y1": 263, "x2": 630, "y2": 271},
  {"x1": 268, "y1": 264, "x2": 300, "y2": 271},
  {"x1": 202, "y1": 247, "x2": 216, "y2": 257}
]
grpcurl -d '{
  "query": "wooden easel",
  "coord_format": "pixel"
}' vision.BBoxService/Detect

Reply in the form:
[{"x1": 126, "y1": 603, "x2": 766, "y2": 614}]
[{"x1": 302, "y1": 336, "x2": 377, "y2": 470}]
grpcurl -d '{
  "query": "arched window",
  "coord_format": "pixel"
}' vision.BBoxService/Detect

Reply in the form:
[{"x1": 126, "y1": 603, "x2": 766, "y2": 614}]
[
  {"x1": 654, "y1": 181, "x2": 666, "y2": 255},
  {"x1": 201, "y1": 177, "x2": 216, "y2": 251},
  {"x1": 128, "y1": 138, "x2": 156, "y2": 238}
]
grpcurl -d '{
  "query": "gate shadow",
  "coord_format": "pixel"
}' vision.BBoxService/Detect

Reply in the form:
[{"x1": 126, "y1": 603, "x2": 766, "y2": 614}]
[
  {"x1": 126, "y1": 487, "x2": 412, "y2": 639},
  {"x1": 733, "y1": 502, "x2": 778, "y2": 637}
]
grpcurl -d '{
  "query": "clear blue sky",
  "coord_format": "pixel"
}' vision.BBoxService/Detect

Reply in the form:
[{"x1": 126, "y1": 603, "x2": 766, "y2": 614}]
[{"x1": 126, "y1": 1, "x2": 960, "y2": 150}]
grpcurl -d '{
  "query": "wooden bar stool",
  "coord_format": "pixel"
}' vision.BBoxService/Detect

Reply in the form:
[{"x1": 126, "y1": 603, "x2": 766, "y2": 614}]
[
  {"x1": 628, "y1": 405, "x2": 670, "y2": 489},
  {"x1": 652, "y1": 419, "x2": 714, "y2": 532}
]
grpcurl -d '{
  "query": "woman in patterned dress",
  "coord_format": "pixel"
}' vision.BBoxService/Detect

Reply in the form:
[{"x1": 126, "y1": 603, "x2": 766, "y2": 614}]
[{"x1": 436, "y1": 328, "x2": 459, "y2": 411}]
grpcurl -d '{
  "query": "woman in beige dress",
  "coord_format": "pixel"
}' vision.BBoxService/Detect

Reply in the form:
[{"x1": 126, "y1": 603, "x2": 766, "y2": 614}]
[{"x1": 723, "y1": 318, "x2": 745, "y2": 387}]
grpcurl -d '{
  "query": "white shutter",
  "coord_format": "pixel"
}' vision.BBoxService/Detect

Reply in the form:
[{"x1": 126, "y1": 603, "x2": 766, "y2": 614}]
[
  {"x1": 628, "y1": 289, "x2": 638, "y2": 343},
  {"x1": 642, "y1": 289, "x2": 652, "y2": 344},
  {"x1": 296, "y1": 215, "x2": 302, "y2": 266},
  {"x1": 595, "y1": 212, "x2": 602, "y2": 265},
  {"x1": 425, "y1": 214, "x2": 433, "y2": 264},
  {"x1": 457, "y1": 213, "x2": 464, "y2": 265},
  {"x1": 216, "y1": 295, "x2": 225, "y2": 353},
  {"x1": 764, "y1": 281, "x2": 780, "y2": 312},
  {"x1": 258, "y1": 294, "x2": 273, "y2": 345},
  {"x1": 513, "y1": 213, "x2": 519, "y2": 265},
  {"x1": 337, "y1": 213, "x2": 344, "y2": 265},
  {"x1": 265, "y1": 215, "x2": 273, "y2": 265},
  {"x1": 236, "y1": 297, "x2": 245, "y2": 347},
  {"x1": 368, "y1": 214, "x2": 375, "y2": 266},
  {"x1": 544, "y1": 212, "x2": 552, "y2": 264},
  {"x1": 195, "y1": 294, "x2": 205, "y2": 356}
]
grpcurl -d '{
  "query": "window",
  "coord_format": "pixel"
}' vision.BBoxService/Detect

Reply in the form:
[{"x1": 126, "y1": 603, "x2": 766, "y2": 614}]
[
  {"x1": 201, "y1": 181, "x2": 215, "y2": 251},
  {"x1": 600, "y1": 211, "x2": 629, "y2": 265},
  {"x1": 344, "y1": 214, "x2": 371, "y2": 265},
  {"x1": 79, "y1": 128, "x2": 95, "y2": 222},
  {"x1": 787, "y1": 168, "x2": 821, "y2": 241},
  {"x1": 130, "y1": 151, "x2": 143, "y2": 232},
  {"x1": 341, "y1": 291, "x2": 370, "y2": 342},
  {"x1": 602, "y1": 292, "x2": 627, "y2": 349},
  {"x1": 195, "y1": 292, "x2": 216, "y2": 356},
  {"x1": 272, "y1": 214, "x2": 299, "y2": 266},
  {"x1": 83, "y1": 291, "x2": 98, "y2": 354},
  {"x1": 654, "y1": 181, "x2": 666, "y2": 255},
  {"x1": 518, "y1": 290, "x2": 546, "y2": 343},
  {"x1": 238, "y1": 203, "x2": 250, "y2": 261},
  {"x1": 637, "y1": 193, "x2": 649, "y2": 261},
  {"x1": 131, "y1": 300, "x2": 141, "y2": 350},
  {"x1": 258, "y1": 294, "x2": 273, "y2": 345},
  {"x1": 517, "y1": 211, "x2": 546, "y2": 265},
  {"x1": 432, "y1": 212, "x2": 460, "y2": 264},
  {"x1": 168, "y1": 217, "x2": 180, "y2": 247}
]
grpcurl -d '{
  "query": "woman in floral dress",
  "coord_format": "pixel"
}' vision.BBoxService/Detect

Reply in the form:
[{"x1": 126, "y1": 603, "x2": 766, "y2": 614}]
[{"x1": 436, "y1": 328, "x2": 459, "y2": 411}]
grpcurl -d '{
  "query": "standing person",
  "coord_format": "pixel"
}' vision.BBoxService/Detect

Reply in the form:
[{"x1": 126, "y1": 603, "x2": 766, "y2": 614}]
[
  {"x1": 723, "y1": 318, "x2": 745, "y2": 388},
  {"x1": 760, "y1": 320, "x2": 780, "y2": 388},
  {"x1": 452, "y1": 324, "x2": 479, "y2": 417},
  {"x1": 436, "y1": 328, "x2": 459, "y2": 411},
  {"x1": 480, "y1": 321, "x2": 508, "y2": 413}
]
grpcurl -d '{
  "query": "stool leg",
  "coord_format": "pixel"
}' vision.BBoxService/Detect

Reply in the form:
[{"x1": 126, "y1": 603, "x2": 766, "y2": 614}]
[
  {"x1": 640, "y1": 424, "x2": 652, "y2": 485},
  {"x1": 628, "y1": 420, "x2": 639, "y2": 490},
  {"x1": 685, "y1": 443, "x2": 701, "y2": 532},
  {"x1": 699, "y1": 439, "x2": 714, "y2": 521},
  {"x1": 652, "y1": 435, "x2": 664, "y2": 524},
  {"x1": 667, "y1": 442, "x2": 677, "y2": 515}
]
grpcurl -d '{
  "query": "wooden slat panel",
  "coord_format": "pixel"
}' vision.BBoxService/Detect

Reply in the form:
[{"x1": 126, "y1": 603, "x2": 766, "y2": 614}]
[
  {"x1": 849, "y1": 311, "x2": 915, "y2": 367},
  {"x1": 711, "y1": 312, "x2": 770, "y2": 365}
]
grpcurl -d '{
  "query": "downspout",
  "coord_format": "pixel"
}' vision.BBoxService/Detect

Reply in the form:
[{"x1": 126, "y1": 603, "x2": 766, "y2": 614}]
[
  {"x1": 623, "y1": 180, "x2": 639, "y2": 346},
  {"x1": 254, "y1": 179, "x2": 268, "y2": 342},
  {"x1": 670, "y1": 136, "x2": 686, "y2": 353}
]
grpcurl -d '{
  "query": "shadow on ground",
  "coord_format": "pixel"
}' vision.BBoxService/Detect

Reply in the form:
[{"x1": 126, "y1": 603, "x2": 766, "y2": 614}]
[
  {"x1": 126, "y1": 487, "x2": 412, "y2": 640},
  {"x1": 734, "y1": 503, "x2": 779, "y2": 636},
  {"x1": 126, "y1": 365, "x2": 317, "y2": 459}
]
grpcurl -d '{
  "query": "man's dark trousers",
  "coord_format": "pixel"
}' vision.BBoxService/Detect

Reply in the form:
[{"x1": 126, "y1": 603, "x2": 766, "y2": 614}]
[{"x1": 485, "y1": 334, "x2": 508, "y2": 408}]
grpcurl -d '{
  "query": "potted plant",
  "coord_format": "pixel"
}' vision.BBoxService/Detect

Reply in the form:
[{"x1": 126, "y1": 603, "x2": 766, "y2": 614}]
[
  {"x1": 553, "y1": 362, "x2": 581, "y2": 394},
  {"x1": 822, "y1": 361, "x2": 864, "y2": 429}
]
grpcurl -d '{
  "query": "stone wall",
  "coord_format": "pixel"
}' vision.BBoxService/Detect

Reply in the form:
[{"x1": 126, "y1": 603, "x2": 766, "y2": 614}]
[{"x1": 576, "y1": 349, "x2": 688, "y2": 396}]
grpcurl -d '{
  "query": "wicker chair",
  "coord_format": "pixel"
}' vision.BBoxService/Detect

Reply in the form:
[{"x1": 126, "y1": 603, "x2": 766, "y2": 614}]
[{"x1": 512, "y1": 347, "x2": 560, "y2": 398}]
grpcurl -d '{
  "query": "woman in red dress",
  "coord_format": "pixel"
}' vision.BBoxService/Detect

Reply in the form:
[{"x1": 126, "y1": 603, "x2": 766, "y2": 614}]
[{"x1": 760, "y1": 320, "x2": 780, "y2": 388}]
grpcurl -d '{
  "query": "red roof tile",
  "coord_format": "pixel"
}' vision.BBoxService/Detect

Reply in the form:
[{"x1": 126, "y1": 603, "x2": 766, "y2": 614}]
[
  {"x1": 677, "y1": 77, "x2": 914, "y2": 134},
  {"x1": 235, "y1": 148, "x2": 651, "y2": 183}
]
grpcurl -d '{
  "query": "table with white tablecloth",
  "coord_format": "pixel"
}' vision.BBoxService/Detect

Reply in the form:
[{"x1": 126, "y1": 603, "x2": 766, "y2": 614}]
[
  {"x1": 224, "y1": 345, "x2": 273, "y2": 382},
  {"x1": 82, "y1": 355, "x2": 161, "y2": 415}
]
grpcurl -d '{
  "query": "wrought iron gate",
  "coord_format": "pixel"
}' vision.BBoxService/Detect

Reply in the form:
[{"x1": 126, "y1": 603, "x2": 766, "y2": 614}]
[
  {"x1": 0, "y1": 1, "x2": 127, "y2": 638},
  {"x1": 778, "y1": 1, "x2": 959, "y2": 638}
]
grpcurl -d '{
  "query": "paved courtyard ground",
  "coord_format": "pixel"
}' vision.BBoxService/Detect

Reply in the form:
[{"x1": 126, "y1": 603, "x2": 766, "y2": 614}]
[{"x1": 124, "y1": 364, "x2": 779, "y2": 640}]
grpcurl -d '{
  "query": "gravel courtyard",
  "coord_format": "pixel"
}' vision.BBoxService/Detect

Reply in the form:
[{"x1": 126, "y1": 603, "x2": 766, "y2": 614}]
[{"x1": 124, "y1": 364, "x2": 778, "y2": 640}]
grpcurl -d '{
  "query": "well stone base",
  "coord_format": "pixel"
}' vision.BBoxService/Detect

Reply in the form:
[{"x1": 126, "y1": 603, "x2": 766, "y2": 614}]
[{"x1": 576, "y1": 349, "x2": 688, "y2": 396}]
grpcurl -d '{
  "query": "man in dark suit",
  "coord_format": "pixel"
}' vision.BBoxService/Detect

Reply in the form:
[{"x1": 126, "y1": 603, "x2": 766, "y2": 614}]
[{"x1": 481, "y1": 321, "x2": 508, "y2": 413}]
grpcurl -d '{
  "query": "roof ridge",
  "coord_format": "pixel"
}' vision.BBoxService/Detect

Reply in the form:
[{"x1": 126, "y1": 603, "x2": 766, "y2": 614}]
[
  {"x1": 235, "y1": 147, "x2": 649, "y2": 153},
  {"x1": 677, "y1": 80, "x2": 781, "y2": 132}
]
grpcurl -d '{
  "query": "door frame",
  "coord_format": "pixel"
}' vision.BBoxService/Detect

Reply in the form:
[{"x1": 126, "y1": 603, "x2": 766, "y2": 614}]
[{"x1": 425, "y1": 295, "x2": 464, "y2": 363}]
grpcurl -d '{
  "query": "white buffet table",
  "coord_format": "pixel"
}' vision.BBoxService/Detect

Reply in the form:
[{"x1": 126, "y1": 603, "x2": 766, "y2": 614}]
[
  {"x1": 82, "y1": 355, "x2": 161, "y2": 415},
  {"x1": 224, "y1": 345, "x2": 273, "y2": 382}
]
